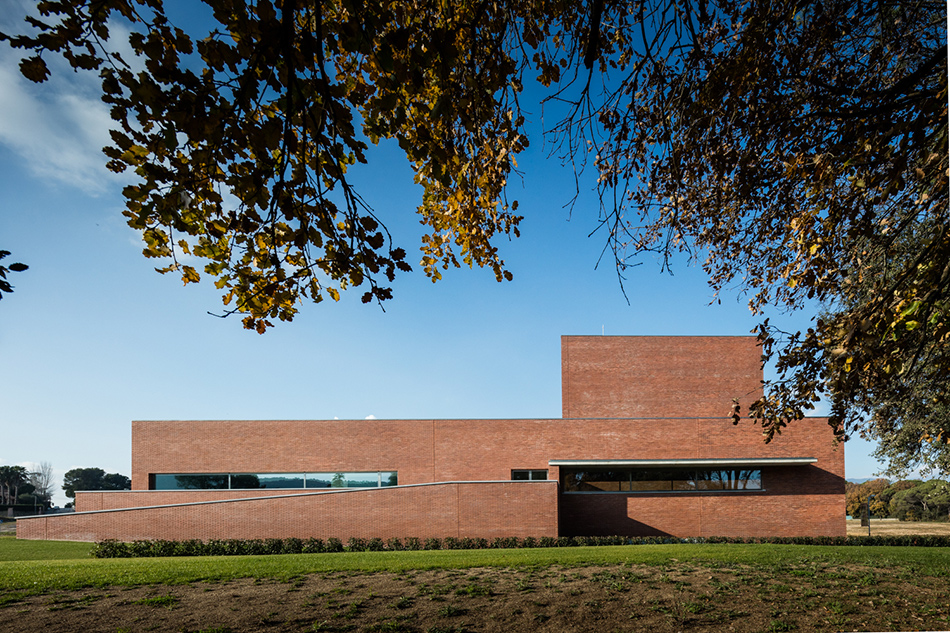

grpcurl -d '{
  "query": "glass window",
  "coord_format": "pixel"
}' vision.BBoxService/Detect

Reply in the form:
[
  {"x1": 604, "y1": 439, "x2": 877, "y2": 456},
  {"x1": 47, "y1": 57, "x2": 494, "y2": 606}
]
[
  {"x1": 741, "y1": 470, "x2": 762, "y2": 490},
  {"x1": 229, "y1": 474, "x2": 262, "y2": 489},
  {"x1": 304, "y1": 472, "x2": 398, "y2": 489},
  {"x1": 512, "y1": 469, "x2": 548, "y2": 481},
  {"x1": 692, "y1": 470, "x2": 725, "y2": 490},
  {"x1": 254, "y1": 474, "x2": 304, "y2": 489},
  {"x1": 152, "y1": 472, "x2": 399, "y2": 490},
  {"x1": 672, "y1": 470, "x2": 697, "y2": 491},
  {"x1": 563, "y1": 470, "x2": 630, "y2": 492},
  {"x1": 153, "y1": 474, "x2": 229, "y2": 490},
  {"x1": 305, "y1": 473, "x2": 334, "y2": 488},
  {"x1": 562, "y1": 468, "x2": 763, "y2": 493},
  {"x1": 631, "y1": 470, "x2": 673, "y2": 491},
  {"x1": 345, "y1": 472, "x2": 382, "y2": 488}
]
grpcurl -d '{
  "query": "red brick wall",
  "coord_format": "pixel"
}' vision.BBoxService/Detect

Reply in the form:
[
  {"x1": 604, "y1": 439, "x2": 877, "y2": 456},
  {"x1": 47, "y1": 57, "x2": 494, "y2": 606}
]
[
  {"x1": 18, "y1": 482, "x2": 559, "y2": 543},
  {"x1": 559, "y1": 465, "x2": 844, "y2": 537},
  {"x1": 130, "y1": 419, "x2": 588, "y2": 490},
  {"x1": 130, "y1": 419, "x2": 438, "y2": 491},
  {"x1": 122, "y1": 416, "x2": 843, "y2": 538},
  {"x1": 30, "y1": 336, "x2": 843, "y2": 542},
  {"x1": 133, "y1": 418, "x2": 840, "y2": 485},
  {"x1": 75, "y1": 489, "x2": 311, "y2": 512},
  {"x1": 561, "y1": 336, "x2": 764, "y2": 419}
]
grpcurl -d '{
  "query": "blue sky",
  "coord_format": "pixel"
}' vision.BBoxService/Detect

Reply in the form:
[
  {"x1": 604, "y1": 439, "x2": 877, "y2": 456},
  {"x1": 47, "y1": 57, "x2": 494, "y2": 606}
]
[{"x1": 0, "y1": 3, "x2": 886, "y2": 507}]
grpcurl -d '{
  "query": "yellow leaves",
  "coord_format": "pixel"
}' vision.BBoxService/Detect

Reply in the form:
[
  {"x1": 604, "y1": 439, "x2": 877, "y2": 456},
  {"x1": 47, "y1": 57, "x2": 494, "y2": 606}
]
[
  {"x1": 242, "y1": 315, "x2": 271, "y2": 335},
  {"x1": 900, "y1": 300, "x2": 922, "y2": 318},
  {"x1": 181, "y1": 265, "x2": 200, "y2": 285},
  {"x1": 7, "y1": 0, "x2": 517, "y2": 332},
  {"x1": 142, "y1": 228, "x2": 171, "y2": 258},
  {"x1": 120, "y1": 145, "x2": 149, "y2": 164},
  {"x1": 208, "y1": 220, "x2": 228, "y2": 236}
]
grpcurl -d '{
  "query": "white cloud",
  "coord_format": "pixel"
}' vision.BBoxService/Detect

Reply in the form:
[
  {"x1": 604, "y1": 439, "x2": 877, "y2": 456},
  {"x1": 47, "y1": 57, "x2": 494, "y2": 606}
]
[
  {"x1": 364, "y1": 414, "x2": 377, "y2": 419},
  {"x1": 0, "y1": 49, "x2": 119, "y2": 194},
  {"x1": 0, "y1": 6, "x2": 147, "y2": 196}
]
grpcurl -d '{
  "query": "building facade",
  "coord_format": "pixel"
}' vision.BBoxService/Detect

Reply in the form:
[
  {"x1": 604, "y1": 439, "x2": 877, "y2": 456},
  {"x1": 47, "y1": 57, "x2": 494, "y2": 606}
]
[{"x1": 18, "y1": 336, "x2": 845, "y2": 541}]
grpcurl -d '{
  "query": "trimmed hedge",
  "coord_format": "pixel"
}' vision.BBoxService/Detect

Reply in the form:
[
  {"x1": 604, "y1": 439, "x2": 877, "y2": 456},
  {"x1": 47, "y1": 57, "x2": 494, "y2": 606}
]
[{"x1": 91, "y1": 533, "x2": 950, "y2": 558}]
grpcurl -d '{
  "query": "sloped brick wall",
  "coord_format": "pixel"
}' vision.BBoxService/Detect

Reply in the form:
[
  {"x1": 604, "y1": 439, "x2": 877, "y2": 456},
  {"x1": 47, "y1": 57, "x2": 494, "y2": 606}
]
[
  {"x1": 18, "y1": 481, "x2": 559, "y2": 543},
  {"x1": 75, "y1": 489, "x2": 310, "y2": 512}
]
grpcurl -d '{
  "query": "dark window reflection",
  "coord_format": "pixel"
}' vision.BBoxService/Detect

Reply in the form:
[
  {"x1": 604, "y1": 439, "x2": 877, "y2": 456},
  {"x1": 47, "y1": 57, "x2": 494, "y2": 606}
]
[
  {"x1": 153, "y1": 474, "x2": 229, "y2": 490},
  {"x1": 562, "y1": 468, "x2": 762, "y2": 493},
  {"x1": 230, "y1": 474, "x2": 261, "y2": 489},
  {"x1": 512, "y1": 470, "x2": 548, "y2": 481}
]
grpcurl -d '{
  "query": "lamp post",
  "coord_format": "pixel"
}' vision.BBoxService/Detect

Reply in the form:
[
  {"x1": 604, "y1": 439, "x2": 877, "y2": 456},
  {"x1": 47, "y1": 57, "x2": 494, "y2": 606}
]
[{"x1": 867, "y1": 494, "x2": 875, "y2": 536}]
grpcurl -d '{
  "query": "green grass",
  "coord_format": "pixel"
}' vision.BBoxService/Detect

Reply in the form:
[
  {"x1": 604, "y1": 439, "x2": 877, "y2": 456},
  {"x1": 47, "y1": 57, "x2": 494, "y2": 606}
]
[
  {"x1": 132, "y1": 594, "x2": 180, "y2": 608},
  {"x1": 1, "y1": 541, "x2": 948, "y2": 594},
  {"x1": 0, "y1": 535, "x2": 93, "y2": 561}
]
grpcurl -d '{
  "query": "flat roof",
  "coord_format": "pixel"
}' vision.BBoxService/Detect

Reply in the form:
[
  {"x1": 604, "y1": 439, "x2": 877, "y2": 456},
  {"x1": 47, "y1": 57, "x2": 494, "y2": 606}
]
[{"x1": 549, "y1": 458, "x2": 817, "y2": 468}]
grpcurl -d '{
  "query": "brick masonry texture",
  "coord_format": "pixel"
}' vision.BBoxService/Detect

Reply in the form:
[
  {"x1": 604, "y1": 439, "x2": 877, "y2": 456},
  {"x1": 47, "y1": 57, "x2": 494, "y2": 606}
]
[
  {"x1": 559, "y1": 464, "x2": 843, "y2": 537},
  {"x1": 18, "y1": 335, "x2": 845, "y2": 541},
  {"x1": 562, "y1": 336, "x2": 764, "y2": 418},
  {"x1": 18, "y1": 482, "x2": 559, "y2": 542},
  {"x1": 74, "y1": 489, "x2": 313, "y2": 512},
  {"x1": 130, "y1": 418, "x2": 842, "y2": 491}
]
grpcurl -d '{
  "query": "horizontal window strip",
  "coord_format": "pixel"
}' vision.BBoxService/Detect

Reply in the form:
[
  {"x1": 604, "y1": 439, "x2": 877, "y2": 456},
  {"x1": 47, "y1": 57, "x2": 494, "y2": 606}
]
[
  {"x1": 561, "y1": 468, "x2": 762, "y2": 493},
  {"x1": 151, "y1": 472, "x2": 398, "y2": 490}
]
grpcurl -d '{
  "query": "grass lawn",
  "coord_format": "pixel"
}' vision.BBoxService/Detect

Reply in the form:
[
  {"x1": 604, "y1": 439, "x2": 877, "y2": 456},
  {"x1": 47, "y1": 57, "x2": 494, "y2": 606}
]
[
  {"x1": 846, "y1": 518, "x2": 950, "y2": 536},
  {"x1": 1, "y1": 537, "x2": 948, "y2": 592},
  {"x1": 0, "y1": 535, "x2": 93, "y2": 562},
  {"x1": 2, "y1": 538, "x2": 948, "y2": 632}
]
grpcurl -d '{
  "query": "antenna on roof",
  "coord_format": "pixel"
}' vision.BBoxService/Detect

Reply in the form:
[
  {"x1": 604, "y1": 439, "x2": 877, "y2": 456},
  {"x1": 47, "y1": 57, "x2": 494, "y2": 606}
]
[{"x1": 601, "y1": 325, "x2": 605, "y2": 335}]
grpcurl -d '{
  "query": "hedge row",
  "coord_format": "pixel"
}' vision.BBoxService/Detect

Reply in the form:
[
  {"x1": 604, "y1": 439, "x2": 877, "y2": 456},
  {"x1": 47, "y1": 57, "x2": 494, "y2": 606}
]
[{"x1": 91, "y1": 533, "x2": 950, "y2": 558}]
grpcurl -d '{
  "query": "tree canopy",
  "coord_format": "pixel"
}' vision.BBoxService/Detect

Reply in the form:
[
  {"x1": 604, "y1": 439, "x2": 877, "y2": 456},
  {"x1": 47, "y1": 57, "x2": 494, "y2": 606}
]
[
  {"x1": 62, "y1": 467, "x2": 131, "y2": 498},
  {"x1": 846, "y1": 477, "x2": 950, "y2": 521},
  {"x1": 25, "y1": 461, "x2": 55, "y2": 507},
  {"x1": 2, "y1": 0, "x2": 947, "y2": 474},
  {"x1": 0, "y1": 465, "x2": 29, "y2": 506},
  {"x1": 0, "y1": 251, "x2": 29, "y2": 300}
]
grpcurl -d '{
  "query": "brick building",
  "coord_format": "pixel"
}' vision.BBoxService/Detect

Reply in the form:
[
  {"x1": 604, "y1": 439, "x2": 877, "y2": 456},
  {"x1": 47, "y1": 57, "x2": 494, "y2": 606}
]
[{"x1": 18, "y1": 336, "x2": 845, "y2": 542}]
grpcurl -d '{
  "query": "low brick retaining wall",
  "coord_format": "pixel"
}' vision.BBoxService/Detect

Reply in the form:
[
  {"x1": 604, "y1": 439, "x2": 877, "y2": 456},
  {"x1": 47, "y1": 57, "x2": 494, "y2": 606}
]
[{"x1": 17, "y1": 481, "x2": 559, "y2": 543}]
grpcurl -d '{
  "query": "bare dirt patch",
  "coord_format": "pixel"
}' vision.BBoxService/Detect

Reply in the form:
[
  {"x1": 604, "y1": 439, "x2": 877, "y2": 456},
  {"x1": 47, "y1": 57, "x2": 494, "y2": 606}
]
[
  {"x1": 2, "y1": 560, "x2": 947, "y2": 633},
  {"x1": 846, "y1": 519, "x2": 950, "y2": 536}
]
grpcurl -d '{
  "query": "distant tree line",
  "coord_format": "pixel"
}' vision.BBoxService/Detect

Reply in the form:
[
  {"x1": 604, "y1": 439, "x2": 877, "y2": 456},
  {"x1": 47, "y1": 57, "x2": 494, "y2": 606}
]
[
  {"x1": 846, "y1": 479, "x2": 950, "y2": 522},
  {"x1": 0, "y1": 463, "x2": 55, "y2": 510},
  {"x1": 62, "y1": 468, "x2": 131, "y2": 506},
  {"x1": 0, "y1": 464, "x2": 132, "y2": 511}
]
